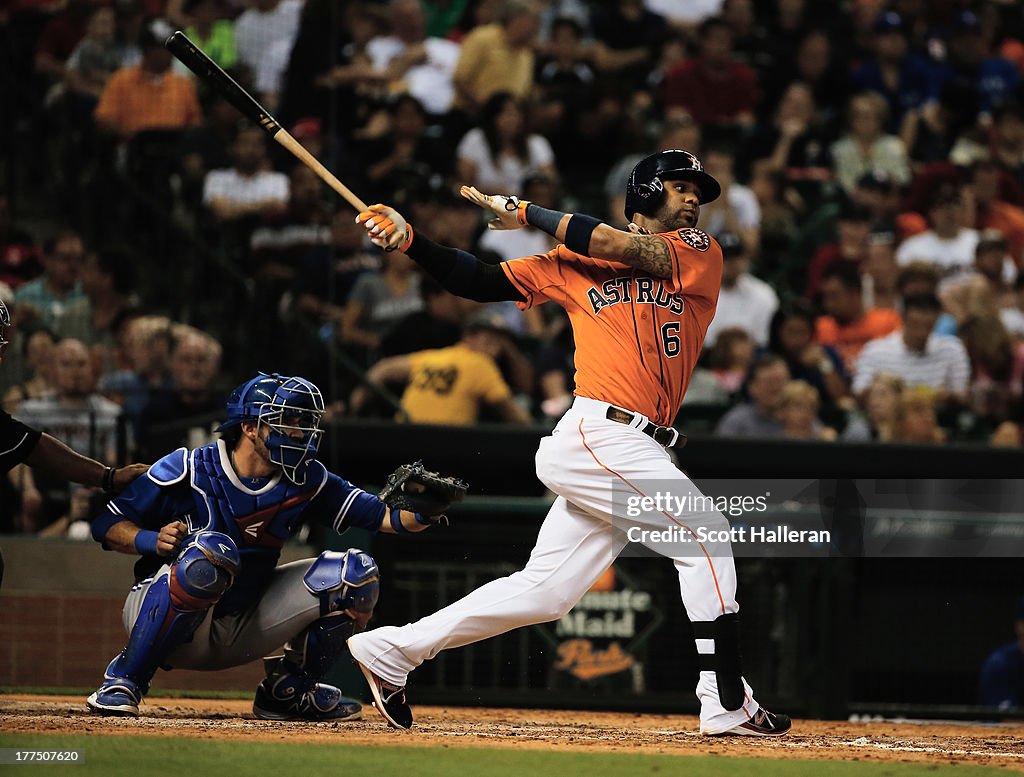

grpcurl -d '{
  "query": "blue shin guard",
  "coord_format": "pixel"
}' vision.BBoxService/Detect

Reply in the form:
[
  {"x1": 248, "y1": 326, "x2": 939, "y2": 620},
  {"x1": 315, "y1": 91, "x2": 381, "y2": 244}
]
[
  {"x1": 253, "y1": 549, "x2": 379, "y2": 721},
  {"x1": 88, "y1": 532, "x2": 240, "y2": 716}
]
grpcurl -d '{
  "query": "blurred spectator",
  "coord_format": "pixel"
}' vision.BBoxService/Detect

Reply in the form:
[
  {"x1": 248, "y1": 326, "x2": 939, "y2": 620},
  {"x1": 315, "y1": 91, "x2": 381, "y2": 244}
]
[
  {"x1": 700, "y1": 144, "x2": 761, "y2": 252},
  {"x1": 720, "y1": 0, "x2": 769, "y2": 70},
  {"x1": 452, "y1": 0, "x2": 540, "y2": 113},
  {"x1": 248, "y1": 164, "x2": 331, "y2": 288},
  {"x1": 978, "y1": 596, "x2": 1024, "y2": 709},
  {"x1": 862, "y1": 232, "x2": 900, "y2": 311},
  {"x1": 704, "y1": 232, "x2": 777, "y2": 348},
  {"x1": 339, "y1": 250, "x2": 423, "y2": 357},
  {"x1": 935, "y1": 10, "x2": 1019, "y2": 122},
  {"x1": 941, "y1": 231, "x2": 1018, "y2": 322},
  {"x1": 806, "y1": 201, "x2": 871, "y2": 301},
  {"x1": 136, "y1": 329, "x2": 222, "y2": 460},
  {"x1": 1001, "y1": 275, "x2": 1024, "y2": 339},
  {"x1": 830, "y1": 92, "x2": 910, "y2": 195},
  {"x1": 896, "y1": 262, "x2": 958, "y2": 335},
  {"x1": 715, "y1": 354, "x2": 789, "y2": 438},
  {"x1": 777, "y1": 380, "x2": 835, "y2": 441},
  {"x1": 535, "y1": 316, "x2": 575, "y2": 419},
  {"x1": 177, "y1": 95, "x2": 239, "y2": 201},
  {"x1": 901, "y1": 81, "x2": 979, "y2": 167},
  {"x1": 12, "y1": 338, "x2": 123, "y2": 531},
  {"x1": 967, "y1": 160, "x2": 1024, "y2": 266},
  {"x1": 358, "y1": 95, "x2": 453, "y2": 203},
  {"x1": 841, "y1": 373, "x2": 904, "y2": 443},
  {"x1": 292, "y1": 207, "x2": 382, "y2": 334},
  {"x1": 896, "y1": 184, "x2": 979, "y2": 287},
  {"x1": 65, "y1": 6, "x2": 128, "y2": 105},
  {"x1": 202, "y1": 126, "x2": 290, "y2": 222},
  {"x1": 33, "y1": 0, "x2": 91, "y2": 84},
  {"x1": 366, "y1": 0, "x2": 461, "y2": 116},
  {"x1": 960, "y1": 315, "x2": 1024, "y2": 427},
  {"x1": 422, "y1": 0, "x2": 475, "y2": 39},
  {"x1": 991, "y1": 421, "x2": 1023, "y2": 448},
  {"x1": 479, "y1": 174, "x2": 560, "y2": 262},
  {"x1": 850, "y1": 169, "x2": 917, "y2": 239},
  {"x1": 853, "y1": 294, "x2": 970, "y2": 407},
  {"x1": 644, "y1": 0, "x2": 720, "y2": 31},
  {"x1": 851, "y1": 11, "x2": 936, "y2": 133},
  {"x1": 589, "y1": 0, "x2": 667, "y2": 82},
  {"x1": 662, "y1": 16, "x2": 756, "y2": 130},
  {"x1": 352, "y1": 316, "x2": 531, "y2": 425},
  {"x1": 98, "y1": 315, "x2": 173, "y2": 424},
  {"x1": 815, "y1": 262, "x2": 902, "y2": 373},
  {"x1": 992, "y1": 100, "x2": 1024, "y2": 194},
  {"x1": 234, "y1": 0, "x2": 303, "y2": 107},
  {"x1": 706, "y1": 326, "x2": 755, "y2": 397},
  {"x1": 762, "y1": 28, "x2": 847, "y2": 132},
  {"x1": 745, "y1": 81, "x2": 832, "y2": 206},
  {"x1": 378, "y1": 278, "x2": 465, "y2": 358},
  {"x1": 93, "y1": 24, "x2": 202, "y2": 140},
  {"x1": 14, "y1": 229, "x2": 85, "y2": 331},
  {"x1": 0, "y1": 192, "x2": 41, "y2": 290},
  {"x1": 535, "y1": 16, "x2": 594, "y2": 111},
  {"x1": 181, "y1": 0, "x2": 237, "y2": 71},
  {"x1": 767, "y1": 304, "x2": 849, "y2": 406},
  {"x1": 455, "y1": 92, "x2": 557, "y2": 193},
  {"x1": 891, "y1": 386, "x2": 945, "y2": 444},
  {"x1": 57, "y1": 246, "x2": 138, "y2": 372},
  {"x1": 2, "y1": 325, "x2": 56, "y2": 411}
]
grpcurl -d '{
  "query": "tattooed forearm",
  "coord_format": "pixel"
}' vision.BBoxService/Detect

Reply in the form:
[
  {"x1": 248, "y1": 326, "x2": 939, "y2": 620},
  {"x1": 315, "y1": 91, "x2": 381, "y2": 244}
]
[{"x1": 620, "y1": 234, "x2": 672, "y2": 278}]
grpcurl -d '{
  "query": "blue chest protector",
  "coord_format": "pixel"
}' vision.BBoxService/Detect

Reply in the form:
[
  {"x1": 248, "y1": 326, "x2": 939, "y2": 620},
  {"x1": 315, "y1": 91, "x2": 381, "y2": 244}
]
[{"x1": 150, "y1": 440, "x2": 329, "y2": 610}]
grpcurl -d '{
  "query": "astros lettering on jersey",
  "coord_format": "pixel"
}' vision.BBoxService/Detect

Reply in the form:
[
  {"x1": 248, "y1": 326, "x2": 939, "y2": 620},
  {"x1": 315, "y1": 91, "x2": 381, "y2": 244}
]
[{"x1": 501, "y1": 227, "x2": 722, "y2": 426}]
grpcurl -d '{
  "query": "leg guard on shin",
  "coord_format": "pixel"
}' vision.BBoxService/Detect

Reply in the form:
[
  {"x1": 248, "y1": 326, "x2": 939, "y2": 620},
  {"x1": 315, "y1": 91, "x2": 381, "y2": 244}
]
[
  {"x1": 88, "y1": 532, "x2": 240, "y2": 716},
  {"x1": 693, "y1": 613, "x2": 745, "y2": 712},
  {"x1": 253, "y1": 549, "x2": 379, "y2": 722}
]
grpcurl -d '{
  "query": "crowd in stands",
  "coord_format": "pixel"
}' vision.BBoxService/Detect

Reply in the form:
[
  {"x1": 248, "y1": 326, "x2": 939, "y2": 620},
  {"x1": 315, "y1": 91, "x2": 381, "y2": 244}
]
[{"x1": 3, "y1": 0, "x2": 1024, "y2": 528}]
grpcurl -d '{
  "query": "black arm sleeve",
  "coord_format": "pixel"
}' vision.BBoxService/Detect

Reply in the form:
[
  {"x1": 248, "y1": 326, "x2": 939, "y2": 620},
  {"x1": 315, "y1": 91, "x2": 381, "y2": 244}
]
[{"x1": 405, "y1": 235, "x2": 525, "y2": 303}]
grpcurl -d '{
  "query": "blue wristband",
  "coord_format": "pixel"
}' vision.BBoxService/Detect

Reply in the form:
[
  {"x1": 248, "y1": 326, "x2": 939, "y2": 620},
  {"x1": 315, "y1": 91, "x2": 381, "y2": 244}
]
[
  {"x1": 134, "y1": 530, "x2": 159, "y2": 555},
  {"x1": 414, "y1": 512, "x2": 433, "y2": 526},
  {"x1": 389, "y1": 507, "x2": 410, "y2": 534},
  {"x1": 564, "y1": 214, "x2": 602, "y2": 256},
  {"x1": 524, "y1": 203, "x2": 566, "y2": 235}
]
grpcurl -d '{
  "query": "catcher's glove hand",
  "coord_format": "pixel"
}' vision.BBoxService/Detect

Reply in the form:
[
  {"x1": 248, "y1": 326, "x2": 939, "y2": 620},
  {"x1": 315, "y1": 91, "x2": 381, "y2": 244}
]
[{"x1": 378, "y1": 460, "x2": 469, "y2": 523}]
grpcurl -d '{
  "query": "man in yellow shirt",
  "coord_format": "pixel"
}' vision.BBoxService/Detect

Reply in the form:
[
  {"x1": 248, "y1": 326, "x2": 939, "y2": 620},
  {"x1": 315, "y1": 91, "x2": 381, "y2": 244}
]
[
  {"x1": 452, "y1": 0, "x2": 540, "y2": 112},
  {"x1": 352, "y1": 317, "x2": 530, "y2": 425}
]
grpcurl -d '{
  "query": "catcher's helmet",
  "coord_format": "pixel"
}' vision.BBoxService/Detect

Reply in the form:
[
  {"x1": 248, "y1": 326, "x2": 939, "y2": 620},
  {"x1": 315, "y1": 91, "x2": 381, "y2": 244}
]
[
  {"x1": 216, "y1": 373, "x2": 325, "y2": 484},
  {"x1": 624, "y1": 149, "x2": 721, "y2": 221}
]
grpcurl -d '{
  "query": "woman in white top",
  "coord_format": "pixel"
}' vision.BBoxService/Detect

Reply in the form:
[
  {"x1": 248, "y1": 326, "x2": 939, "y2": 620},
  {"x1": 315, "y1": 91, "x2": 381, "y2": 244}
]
[{"x1": 455, "y1": 92, "x2": 558, "y2": 193}]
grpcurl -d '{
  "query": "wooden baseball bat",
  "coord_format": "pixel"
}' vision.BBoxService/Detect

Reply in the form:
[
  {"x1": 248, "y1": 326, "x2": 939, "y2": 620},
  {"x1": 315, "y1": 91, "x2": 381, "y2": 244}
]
[{"x1": 165, "y1": 30, "x2": 369, "y2": 213}]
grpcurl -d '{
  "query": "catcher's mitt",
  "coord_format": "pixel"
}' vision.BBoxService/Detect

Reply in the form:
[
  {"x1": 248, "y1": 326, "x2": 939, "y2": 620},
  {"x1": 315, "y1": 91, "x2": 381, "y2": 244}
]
[{"x1": 378, "y1": 460, "x2": 469, "y2": 522}]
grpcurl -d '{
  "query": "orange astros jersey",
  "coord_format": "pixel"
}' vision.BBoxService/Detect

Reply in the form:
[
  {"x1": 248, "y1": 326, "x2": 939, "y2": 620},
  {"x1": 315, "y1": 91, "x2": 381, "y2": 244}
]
[{"x1": 500, "y1": 228, "x2": 722, "y2": 427}]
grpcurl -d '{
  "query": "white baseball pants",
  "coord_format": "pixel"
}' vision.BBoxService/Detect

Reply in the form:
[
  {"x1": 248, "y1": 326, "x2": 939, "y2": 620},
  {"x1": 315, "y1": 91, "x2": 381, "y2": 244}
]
[{"x1": 348, "y1": 396, "x2": 758, "y2": 732}]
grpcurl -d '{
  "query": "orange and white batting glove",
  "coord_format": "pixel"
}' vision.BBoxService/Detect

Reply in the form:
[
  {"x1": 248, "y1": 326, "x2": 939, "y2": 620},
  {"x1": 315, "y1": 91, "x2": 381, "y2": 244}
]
[
  {"x1": 356, "y1": 204, "x2": 414, "y2": 252},
  {"x1": 459, "y1": 186, "x2": 528, "y2": 230}
]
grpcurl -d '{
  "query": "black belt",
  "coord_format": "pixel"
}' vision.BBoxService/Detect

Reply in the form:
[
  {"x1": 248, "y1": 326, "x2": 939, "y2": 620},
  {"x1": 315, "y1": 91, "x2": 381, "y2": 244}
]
[{"x1": 605, "y1": 407, "x2": 686, "y2": 448}]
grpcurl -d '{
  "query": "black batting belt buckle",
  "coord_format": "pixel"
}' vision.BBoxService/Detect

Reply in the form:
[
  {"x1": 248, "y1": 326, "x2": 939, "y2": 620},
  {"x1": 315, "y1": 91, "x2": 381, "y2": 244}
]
[{"x1": 606, "y1": 407, "x2": 685, "y2": 448}]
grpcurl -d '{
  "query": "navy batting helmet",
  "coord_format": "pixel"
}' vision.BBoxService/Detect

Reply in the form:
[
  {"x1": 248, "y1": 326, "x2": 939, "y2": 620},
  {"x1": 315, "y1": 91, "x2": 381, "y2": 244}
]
[{"x1": 624, "y1": 149, "x2": 721, "y2": 221}]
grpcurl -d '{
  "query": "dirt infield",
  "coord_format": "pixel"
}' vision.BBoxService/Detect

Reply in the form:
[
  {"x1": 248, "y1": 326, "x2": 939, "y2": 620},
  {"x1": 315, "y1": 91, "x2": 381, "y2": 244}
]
[{"x1": 3, "y1": 695, "x2": 1024, "y2": 771}]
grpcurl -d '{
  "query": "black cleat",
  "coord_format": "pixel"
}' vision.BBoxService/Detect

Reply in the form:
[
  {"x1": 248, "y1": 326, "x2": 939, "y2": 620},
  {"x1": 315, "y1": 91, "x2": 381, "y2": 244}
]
[
  {"x1": 353, "y1": 659, "x2": 413, "y2": 730},
  {"x1": 710, "y1": 707, "x2": 792, "y2": 737}
]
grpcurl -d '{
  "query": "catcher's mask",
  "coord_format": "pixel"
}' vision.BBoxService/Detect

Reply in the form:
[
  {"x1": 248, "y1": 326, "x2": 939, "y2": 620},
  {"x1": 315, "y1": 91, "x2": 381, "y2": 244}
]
[
  {"x1": 217, "y1": 373, "x2": 325, "y2": 484},
  {"x1": 624, "y1": 148, "x2": 720, "y2": 222}
]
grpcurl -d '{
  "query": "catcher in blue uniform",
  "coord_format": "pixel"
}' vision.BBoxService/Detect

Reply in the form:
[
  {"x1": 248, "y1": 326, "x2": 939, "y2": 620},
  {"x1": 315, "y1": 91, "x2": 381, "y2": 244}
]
[{"x1": 87, "y1": 373, "x2": 466, "y2": 720}]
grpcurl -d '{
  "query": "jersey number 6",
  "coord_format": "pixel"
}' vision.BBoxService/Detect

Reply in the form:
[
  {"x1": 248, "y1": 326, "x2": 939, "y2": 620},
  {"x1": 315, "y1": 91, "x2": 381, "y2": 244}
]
[{"x1": 661, "y1": 322, "x2": 681, "y2": 357}]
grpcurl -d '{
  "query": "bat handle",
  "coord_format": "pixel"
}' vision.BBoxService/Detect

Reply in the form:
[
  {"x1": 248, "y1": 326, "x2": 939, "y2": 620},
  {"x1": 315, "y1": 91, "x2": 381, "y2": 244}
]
[{"x1": 273, "y1": 130, "x2": 369, "y2": 213}]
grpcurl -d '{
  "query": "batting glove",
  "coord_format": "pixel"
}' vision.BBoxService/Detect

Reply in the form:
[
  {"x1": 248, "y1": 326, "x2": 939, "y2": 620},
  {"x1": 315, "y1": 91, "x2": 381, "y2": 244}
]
[
  {"x1": 459, "y1": 186, "x2": 528, "y2": 230},
  {"x1": 356, "y1": 204, "x2": 413, "y2": 252}
]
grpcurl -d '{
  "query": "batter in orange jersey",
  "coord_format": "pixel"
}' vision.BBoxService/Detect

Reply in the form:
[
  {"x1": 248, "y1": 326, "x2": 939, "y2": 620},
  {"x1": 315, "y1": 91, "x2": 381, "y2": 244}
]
[{"x1": 348, "y1": 150, "x2": 791, "y2": 738}]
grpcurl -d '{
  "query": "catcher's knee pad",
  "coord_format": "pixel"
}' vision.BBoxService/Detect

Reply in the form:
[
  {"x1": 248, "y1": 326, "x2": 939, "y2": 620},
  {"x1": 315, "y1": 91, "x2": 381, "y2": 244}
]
[
  {"x1": 693, "y1": 612, "x2": 745, "y2": 711},
  {"x1": 303, "y1": 549, "x2": 380, "y2": 626},
  {"x1": 169, "y1": 531, "x2": 241, "y2": 609}
]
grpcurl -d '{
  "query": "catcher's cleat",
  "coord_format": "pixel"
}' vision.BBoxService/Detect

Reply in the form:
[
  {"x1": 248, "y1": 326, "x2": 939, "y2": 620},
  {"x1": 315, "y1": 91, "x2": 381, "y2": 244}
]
[
  {"x1": 709, "y1": 707, "x2": 792, "y2": 737},
  {"x1": 351, "y1": 656, "x2": 413, "y2": 730},
  {"x1": 87, "y1": 679, "x2": 143, "y2": 717},
  {"x1": 253, "y1": 679, "x2": 362, "y2": 721}
]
